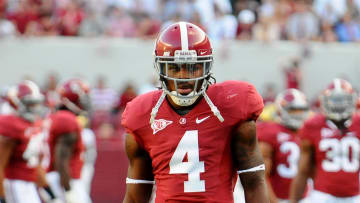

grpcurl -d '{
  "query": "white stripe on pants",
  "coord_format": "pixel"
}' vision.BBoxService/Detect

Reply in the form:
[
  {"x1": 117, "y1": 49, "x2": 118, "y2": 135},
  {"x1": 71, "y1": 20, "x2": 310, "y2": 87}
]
[{"x1": 3, "y1": 179, "x2": 41, "y2": 203}]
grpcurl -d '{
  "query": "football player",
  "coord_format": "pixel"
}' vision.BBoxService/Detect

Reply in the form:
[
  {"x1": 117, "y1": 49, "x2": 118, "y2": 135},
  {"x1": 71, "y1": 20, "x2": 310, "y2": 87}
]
[
  {"x1": 122, "y1": 22, "x2": 268, "y2": 202},
  {"x1": 46, "y1": 78, "x2": 92, "y2": 203},
  {"x1": 258, "y1": 89, "x2": 309, "y2": 203},
  {"x1": 290, "y1": 78, "x2": 360, "y2": 203},
  {"x1": 0, "y1": 81, "x2": 45, "y2": 203}
]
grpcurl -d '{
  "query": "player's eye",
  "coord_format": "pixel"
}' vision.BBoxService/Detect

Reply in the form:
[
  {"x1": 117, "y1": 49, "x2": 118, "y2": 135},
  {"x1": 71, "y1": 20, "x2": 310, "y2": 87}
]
[{"x1": 168, "y1": 64, "x2": 181, "y2": 72}]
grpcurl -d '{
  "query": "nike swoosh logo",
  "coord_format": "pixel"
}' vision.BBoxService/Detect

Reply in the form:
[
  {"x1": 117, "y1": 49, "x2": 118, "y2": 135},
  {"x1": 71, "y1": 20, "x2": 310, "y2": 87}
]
[
  {"x1": 200, "y1": 51, "x2": 207, "y2": 55},
  {"x1": 196, "y1": 116, "x2": 210, "y2": 124}
]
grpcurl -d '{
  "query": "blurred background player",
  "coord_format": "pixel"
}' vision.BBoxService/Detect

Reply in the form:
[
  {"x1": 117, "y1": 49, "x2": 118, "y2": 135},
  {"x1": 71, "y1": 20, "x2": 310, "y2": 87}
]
[
  {"x1": 122, "y1": 22, "x2": 267, "y2": 203},
  {"x1": 78, "y1": 114, "x2": 97, "y2": 195},
  {"x1": 258, "y1": 89, "x2": 310, "y2": 203},
  {"x1": 46, "y1": 78, "x2": 92, "y2": 203},
  {"x1": 0, "y1": 80, "x2": 45, "y2": 203},
  {"x1": 290, "y1": 78, "x2": 360, "y2": 203}
]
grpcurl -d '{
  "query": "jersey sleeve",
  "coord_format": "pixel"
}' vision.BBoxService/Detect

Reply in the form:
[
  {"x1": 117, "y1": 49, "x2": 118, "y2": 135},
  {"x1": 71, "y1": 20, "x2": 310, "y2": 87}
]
[
  {"x1": 0, "y1": 116, "x2": 19, "y2": 139},
  {"x1": 51, "y1": 113, "x2": 80, "y2": 136},
  {"x1": 121, "y1": 100, "x2": 145, "y2": 149},
  {"x1": 244, "y1": 83, "x2": 264, "y2": 121}
]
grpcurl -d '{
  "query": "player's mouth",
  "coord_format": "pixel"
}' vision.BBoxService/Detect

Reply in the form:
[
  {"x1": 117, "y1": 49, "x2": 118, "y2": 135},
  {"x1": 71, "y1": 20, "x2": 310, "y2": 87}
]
[
  {"x1": 178, "y1": 88, "x2": 193, "y2": 95},
  {"x1": 177, "y1": 84, "x2": 194, "y2": 95}
]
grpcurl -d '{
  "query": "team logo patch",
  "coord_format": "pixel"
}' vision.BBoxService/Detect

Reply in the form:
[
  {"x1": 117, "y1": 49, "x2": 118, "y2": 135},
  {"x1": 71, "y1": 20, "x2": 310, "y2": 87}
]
[{"x1": 151, "y1": 119, "x2": 173, "y2": 135}]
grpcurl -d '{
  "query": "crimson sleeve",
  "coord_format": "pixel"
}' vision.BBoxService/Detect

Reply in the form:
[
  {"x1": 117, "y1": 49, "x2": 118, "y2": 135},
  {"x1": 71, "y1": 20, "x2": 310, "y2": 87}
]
[
  {"x1": 244, "y1": 84, "x2": 264, "y2": 121},
  {"x1": 51, "y1": 113, "x2": 79, "y2": 136},
  {"x1": 121, "y1": 102, "x2": 145, "y2": 149},
  {"x1": 0, "y1": 117, "x2": 18, "y2": 139}
]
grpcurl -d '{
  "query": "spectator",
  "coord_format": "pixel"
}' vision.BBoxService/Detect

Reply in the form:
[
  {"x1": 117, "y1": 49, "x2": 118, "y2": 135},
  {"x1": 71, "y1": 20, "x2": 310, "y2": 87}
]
[
  {"x1": 285, "y1": 0, "x2": 320, "y2": 41},
  {"x1": 189, "y1": 10, "x2": 206, "y2": 32},
  {"x1": 135, "y1": 12, "x2": 161, "y2": 39},
  {"x1": 90, "y1": 75, "x2": 117, "y2": 113},
  {"x1": 7, "y1": 0, "x2": 39, "y2": 34},
  {"x1": 57, "y1": 1, "x2": 84, "y2": 36},
  {"x1": 90, "y1": 75, "x2": 118, "y2": 134},
  {"x1": 320, "y1": 20, "x2": 337, "y2": 42},
  {"x1": 208, "y1": 4, "x2": 237, "y2": 42},
  {"x1": 115, "y1": 82, "x2": 137, "y2": 113},
  {"x1": 253, "y1": 14, "x2": 281, "y2": 42},
  {"x1": 104, "y1": 6, "x2": 136, "y2": 37},
  {"x1": 262, "y1": 83, "x2": 277, "y2": 105},
  {"x1": 236, "y1": 9, "x2": 255, "y2": 40},
  {"x1": 283, "y1": 58, "x2": 302, "y2": 90},
  {"x1": 335, "y1": 11, "x2": 360, "y2": 42},
  {"x1": 43, "y1": 72, "x2": 60, "y2": 110},
  {"x1": 313, "y1": 0, "x2": 347, "y2": 25},
  {"x1": 79, "y1": 9, "x2": 104, "y2": 37},
  {"x1": 0, "y1": 8, "x2": 17, "y2": 37}
]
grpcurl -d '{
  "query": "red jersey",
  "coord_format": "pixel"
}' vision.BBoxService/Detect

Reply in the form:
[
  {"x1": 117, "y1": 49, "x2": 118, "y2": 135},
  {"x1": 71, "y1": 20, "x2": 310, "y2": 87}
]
[
  {"x1": 122, "y1": 81, "x2": 264, "y2": 202},
  {"x1": 47, "y1": 110, "x2": 84, "y2": 179},
  {"x1": 257, "y1": 122, "x2": 300, "y2": 199},
  {"x1": 0, "y1": 115, "x2": 44, "y2": 181},
  {"x1": 300, "y1": 113, "x2": 360, "y2": 197}
]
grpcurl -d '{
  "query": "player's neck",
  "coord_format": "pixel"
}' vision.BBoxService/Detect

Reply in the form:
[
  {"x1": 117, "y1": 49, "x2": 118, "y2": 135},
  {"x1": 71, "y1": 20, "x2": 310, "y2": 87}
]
[
  {"x1": 329, "y1": 118, "x2": 350, "y2": 133},
  {"x1": 166, "y1": 95, "x2": 202, "y2": 116}
]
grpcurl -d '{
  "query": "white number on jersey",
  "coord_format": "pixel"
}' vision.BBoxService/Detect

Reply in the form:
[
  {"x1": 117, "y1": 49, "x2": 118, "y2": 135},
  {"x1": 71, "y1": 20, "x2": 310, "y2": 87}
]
[
  {"x1": 319, "y1": 137, "x2": 359, "y2": 172},
  {"x1": 169, "y1": 130, "x2": 205, "y2": 192},
  {"x1": 277, "y1": 141, "x2": 300, "y2": 178}
]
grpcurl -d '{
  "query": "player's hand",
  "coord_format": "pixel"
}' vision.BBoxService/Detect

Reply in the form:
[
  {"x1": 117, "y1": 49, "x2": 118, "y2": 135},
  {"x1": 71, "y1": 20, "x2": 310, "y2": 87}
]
[{"x1": 65, "y1": 189, "x2": 78, "y2": 203}]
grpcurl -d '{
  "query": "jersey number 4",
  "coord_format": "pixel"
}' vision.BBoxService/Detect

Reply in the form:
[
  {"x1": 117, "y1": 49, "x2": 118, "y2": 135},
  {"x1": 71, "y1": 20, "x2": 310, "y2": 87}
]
[{"x1": 169, "y1": 130, "x2": 205, "y2": 192}]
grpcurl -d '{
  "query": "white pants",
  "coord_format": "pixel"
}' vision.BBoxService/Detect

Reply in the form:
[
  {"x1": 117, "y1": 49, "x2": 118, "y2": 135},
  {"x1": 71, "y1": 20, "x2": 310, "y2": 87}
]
[
  {"x1": 3, "y1": 179, "x2": 41, "y2": 203},
  {"x1": 80, "y1": 163, "x2": 95, "y2": 194},
  {"x1": 46, "y1": 172, "x2": 92, "y2": 203},
  {"x1": 233, "y1": 178, "x2": 246, "y2": 203},
  {"x1": 308, "y1": 190, "x2": 360, "y2": 203}
]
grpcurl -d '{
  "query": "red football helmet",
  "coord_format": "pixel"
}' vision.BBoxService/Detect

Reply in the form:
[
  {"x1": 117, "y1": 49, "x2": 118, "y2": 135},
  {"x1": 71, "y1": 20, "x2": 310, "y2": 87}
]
[
  {"x1": 275, "y1": 88, "x2": 309, "y2": 130},
  {"x1": 7, "y1": 80, "x2": 44, "y2": 121},
  {"x1": 320, "y1": 78, "x2": 357, "y2": 121},
  {"x1": 154, "y1": 21, "x2": 213, "y2": 106},
  {"x1": 149, "y1": 22, "x2": 224, "y2": 124},
  {"x1": 57, "y1": 78, "x2": 90, "y2": 114}
]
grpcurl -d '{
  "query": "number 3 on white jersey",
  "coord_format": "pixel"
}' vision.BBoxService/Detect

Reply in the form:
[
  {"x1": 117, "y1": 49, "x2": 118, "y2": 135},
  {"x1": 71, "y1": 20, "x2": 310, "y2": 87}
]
[{"x1": 169, "y1": 130, "x2": 205, "y2": 192}]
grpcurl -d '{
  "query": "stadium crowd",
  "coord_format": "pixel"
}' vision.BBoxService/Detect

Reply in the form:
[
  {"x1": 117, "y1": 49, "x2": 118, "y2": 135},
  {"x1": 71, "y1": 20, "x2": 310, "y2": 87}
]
[{"x1": 0, "y1": 0, "x2": 360, "y2": 42}]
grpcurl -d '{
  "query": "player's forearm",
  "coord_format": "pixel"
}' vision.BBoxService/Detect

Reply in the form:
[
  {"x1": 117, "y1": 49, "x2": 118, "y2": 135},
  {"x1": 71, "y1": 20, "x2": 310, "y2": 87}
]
[
  {"x1": 123, "y1": 184, "x2": 153, "y2": 203},
  {"x1": 56, "y1": 160, "x2": 71, "y2": 190},
  {"x1": 289, "y1": 173, "x2": 308, "y2": 203},
  {"x1": 0, "y1": 170, "x2": 5, "y2": 198},
  {"x1": 241, "y1": 171, "x2": 269, "y2": 203},
  {"x1": 54, "y1": 147, "x2": 72, "y2": 190}
]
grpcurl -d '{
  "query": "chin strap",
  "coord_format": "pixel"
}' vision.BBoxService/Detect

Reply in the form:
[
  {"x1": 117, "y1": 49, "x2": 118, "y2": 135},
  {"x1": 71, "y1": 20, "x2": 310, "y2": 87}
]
[
  {"x1": 126, "y1": 177, "x2": 155, "y2": 184},
  {"x1": 203, "y1": 92, "x2": 224, "y2": 122},
  {"x1": 150, "y1": 91, "x2": 167, "y2": 125},
  {"x1": 149, "y1": 90, "x2": 224, "y2": 125},
  {"x1": 237, "y1": 164, "x2": 265, "y2": 174}
]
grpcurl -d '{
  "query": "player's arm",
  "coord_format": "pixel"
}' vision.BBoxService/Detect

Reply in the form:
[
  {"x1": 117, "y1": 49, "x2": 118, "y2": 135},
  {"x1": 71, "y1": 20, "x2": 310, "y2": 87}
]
[
  {"x1": 232, "y1": 121, "x2": 269, "y2": 203},
  {"x1": 123, "y1": 133, "x2": 154, "y2": 203},
  {"x1": 0, "y1": 135, "x2": 16, "y2": 202},
  {"x1": 289, "y1": 139, "x2": 314, "y2": 203},
  {"x1": 259, "y1": 142, "x2": 278, "y2": 203},
  {"x1": 54, "y1": 133, "x2": 77, "y2": 191},
  {"x1": 36, "y1": 165, "x2": 57, "y2": 201}
]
